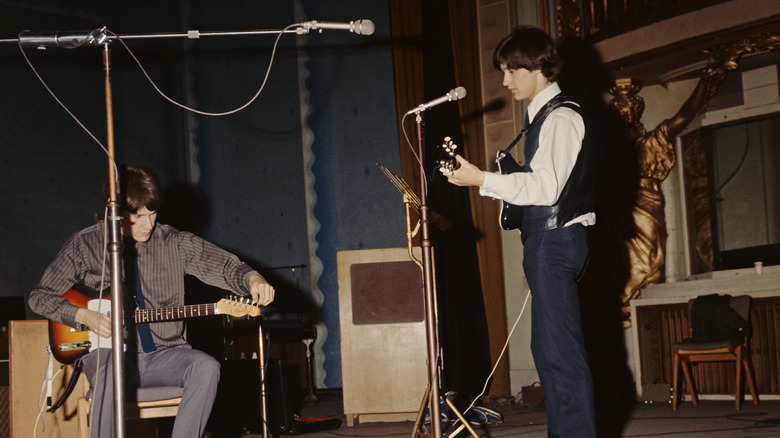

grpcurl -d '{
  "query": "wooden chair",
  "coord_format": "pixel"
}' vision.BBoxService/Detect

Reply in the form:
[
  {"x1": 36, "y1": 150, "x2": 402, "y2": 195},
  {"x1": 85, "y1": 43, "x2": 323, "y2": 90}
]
[
  {"x1": 77, "y1": 377, "x2": 183, "y2": 438},
  {"x1": 671, "y1": 294, "x2": 759, "y2": 410}
]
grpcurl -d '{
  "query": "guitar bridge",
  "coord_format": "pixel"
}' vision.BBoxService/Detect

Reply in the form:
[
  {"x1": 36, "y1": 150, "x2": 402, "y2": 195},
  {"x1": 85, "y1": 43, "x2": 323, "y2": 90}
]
[
  {"x1": 71, "y1": 324, "x2": 89, "y2": 332},
  {"x1": 58, "y1": 341, "x2": 92, "y2": 352}
]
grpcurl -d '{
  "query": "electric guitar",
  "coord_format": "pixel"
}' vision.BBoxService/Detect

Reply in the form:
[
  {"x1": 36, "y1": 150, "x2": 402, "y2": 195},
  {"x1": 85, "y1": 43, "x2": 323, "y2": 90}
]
[
  {"x1": 49, "y1": 287, "x2": 261, "y2": 364},
  {"x1": 494, "y1": 95, "x2": 575, "y2": 230},
  {"x1": 436, "y1": 135, "x2": 525, "y2": 229}
]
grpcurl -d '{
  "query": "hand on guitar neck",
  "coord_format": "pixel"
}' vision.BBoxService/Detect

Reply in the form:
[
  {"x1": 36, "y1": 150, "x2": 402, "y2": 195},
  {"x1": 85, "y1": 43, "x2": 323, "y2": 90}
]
[{"x1": 438, "y1": 136, "x2": 485, "y2": 187}]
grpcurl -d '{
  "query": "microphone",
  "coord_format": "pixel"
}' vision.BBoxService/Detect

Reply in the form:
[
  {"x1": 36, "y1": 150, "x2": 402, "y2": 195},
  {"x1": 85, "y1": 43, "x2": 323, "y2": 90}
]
[
  {"x1": 299, "y1": 20, "x2": 375, "y2": 35},
  {"x1": 18, "y1": 28, "x2": 108, "y2": 48},
  {"x1": 405, "y1": 87, "x2": 467, "y2": 116}
]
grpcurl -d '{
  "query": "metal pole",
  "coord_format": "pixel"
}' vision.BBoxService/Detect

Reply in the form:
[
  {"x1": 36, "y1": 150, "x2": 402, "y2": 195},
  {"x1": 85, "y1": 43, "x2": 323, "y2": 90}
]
[
  {"x1": 258, "y1": 321, "x2": 270, "y2": 438},
  {"x1": 102, "y1": 41, "x2": 127, "y2": 438},
  {"x1": 1, "y1": 25, "x2": 317, "y2": 47},
  {"x1": 415, "y1": 113, "x2": 442, "y2": 438}
]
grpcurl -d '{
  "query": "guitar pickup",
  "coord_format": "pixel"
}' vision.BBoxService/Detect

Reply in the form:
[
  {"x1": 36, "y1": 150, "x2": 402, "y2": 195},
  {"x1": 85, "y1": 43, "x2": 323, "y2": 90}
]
[{"x1": 58, "y1": 341, "x2": 92, "y2": 352}]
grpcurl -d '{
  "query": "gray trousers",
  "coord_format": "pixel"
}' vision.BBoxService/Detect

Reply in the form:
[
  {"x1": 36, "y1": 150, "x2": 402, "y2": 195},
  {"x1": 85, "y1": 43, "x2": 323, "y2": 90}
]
[{"x1": 81, "y1": 344, "x2": 221, "y2": 438}]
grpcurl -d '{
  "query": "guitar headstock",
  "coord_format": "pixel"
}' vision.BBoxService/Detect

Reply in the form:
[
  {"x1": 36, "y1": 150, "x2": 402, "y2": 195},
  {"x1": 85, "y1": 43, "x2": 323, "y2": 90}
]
[
  {"x1": 436, "y1": 136, "x2": 460, "y2": 173},
  {"x1": 215, "y1": 297, "x2": 261, "y2": 318}
]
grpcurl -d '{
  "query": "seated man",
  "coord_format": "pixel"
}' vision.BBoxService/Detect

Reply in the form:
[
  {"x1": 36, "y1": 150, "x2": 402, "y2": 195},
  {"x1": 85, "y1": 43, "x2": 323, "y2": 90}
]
[{"x1": 29, "y1": 163, "x2": 275, "y2": 438}]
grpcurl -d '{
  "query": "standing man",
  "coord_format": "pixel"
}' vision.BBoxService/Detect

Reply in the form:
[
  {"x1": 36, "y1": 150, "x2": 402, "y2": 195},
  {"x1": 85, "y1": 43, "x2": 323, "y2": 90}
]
[
  {"x1": 29, "y1": 164, "x2": 275, "y2": 438},
  {"x1": 442, "y1": 26, "x2": 596, "y2": 437}
]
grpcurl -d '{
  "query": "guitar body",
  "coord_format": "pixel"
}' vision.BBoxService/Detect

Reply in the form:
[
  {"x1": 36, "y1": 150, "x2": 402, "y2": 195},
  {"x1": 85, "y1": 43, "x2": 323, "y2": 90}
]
[
  {"x1": 48, "y1": 288, "x2": 99, "y2": 364},
  {"x1": 49, "y1": 287, "x2": 261, "y2": 365},
  {"x1": 496, "y1": 152, "x2": 525, "y2": 230}
]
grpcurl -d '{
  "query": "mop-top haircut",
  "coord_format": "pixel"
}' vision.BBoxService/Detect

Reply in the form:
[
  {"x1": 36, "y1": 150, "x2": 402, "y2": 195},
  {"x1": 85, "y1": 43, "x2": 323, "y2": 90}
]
[{"x1": 493, "y1": 26, "x2": 563, "y2": 82}]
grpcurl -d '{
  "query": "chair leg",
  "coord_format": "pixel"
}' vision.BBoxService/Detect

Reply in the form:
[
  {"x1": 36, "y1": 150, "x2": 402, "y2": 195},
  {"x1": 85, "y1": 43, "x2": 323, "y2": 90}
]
[
  {"x1": 672, "y1": 352, "x2": 680, "y2": 410},
  {"x1": 78, "y1": 397, "x2": 90, "y2": 438},
  {"x1": 735, "y1": 348, "x2": 743, "y2": 410},
  {"x1": 680, "y1": 358, "x2": 698, "y2": 406},
  {"x1": 743, "y1": 354, "x2": 760, "y2": 406}
]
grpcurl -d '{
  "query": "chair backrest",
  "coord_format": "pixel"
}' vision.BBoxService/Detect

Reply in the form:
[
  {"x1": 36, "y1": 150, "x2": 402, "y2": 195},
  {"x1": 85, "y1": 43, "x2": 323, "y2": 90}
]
[
  {"x1": 687, "y1": 294, "x2": 752, "y2": 326},
  {"x1": 687, "y1": 294, "x2": 752, "y2": 343},
  {"x1": 728, "y1": 295, "x2": 751, "y2": 321}
]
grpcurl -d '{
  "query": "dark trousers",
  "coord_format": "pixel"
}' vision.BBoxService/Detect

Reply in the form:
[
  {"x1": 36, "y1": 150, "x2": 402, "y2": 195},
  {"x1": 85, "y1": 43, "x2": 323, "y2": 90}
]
[{"x1": 523, "y1": 224, "x2": 596, "y2": 438}]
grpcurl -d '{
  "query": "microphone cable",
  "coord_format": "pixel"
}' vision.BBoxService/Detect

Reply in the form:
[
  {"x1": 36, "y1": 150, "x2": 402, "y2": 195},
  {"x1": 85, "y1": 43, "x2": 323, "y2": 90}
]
[
  {"x1": 105, "y1": 24, "x2": 293, "y2": 117},
  {"x1": 16, "y1": 35, "x2": 113, "y2": 164},
  {"x1": 16, "y1": 21, "x2": 298, "y2": 161},
  {"x1": 461, "y1": 286, "x2": 532, "y2": 417}
]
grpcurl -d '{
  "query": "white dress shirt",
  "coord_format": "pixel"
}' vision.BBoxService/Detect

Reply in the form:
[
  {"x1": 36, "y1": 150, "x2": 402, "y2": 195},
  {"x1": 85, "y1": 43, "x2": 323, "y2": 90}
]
[{"x1": 480, "y1": 83, "x2": 595, "y2": 227}]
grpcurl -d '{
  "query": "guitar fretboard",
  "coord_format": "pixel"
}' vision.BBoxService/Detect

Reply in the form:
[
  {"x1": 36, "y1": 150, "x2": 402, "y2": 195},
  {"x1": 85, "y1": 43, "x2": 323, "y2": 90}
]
[{"x1": 132, "y1": 303, "x2": 217, "y2": 323}]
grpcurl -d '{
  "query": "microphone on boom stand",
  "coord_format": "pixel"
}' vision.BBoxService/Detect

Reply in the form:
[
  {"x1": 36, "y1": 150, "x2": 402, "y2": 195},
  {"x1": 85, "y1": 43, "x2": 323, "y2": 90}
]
[{"x1": 405, "y1": 85, "x2": 478, "y2": 438}]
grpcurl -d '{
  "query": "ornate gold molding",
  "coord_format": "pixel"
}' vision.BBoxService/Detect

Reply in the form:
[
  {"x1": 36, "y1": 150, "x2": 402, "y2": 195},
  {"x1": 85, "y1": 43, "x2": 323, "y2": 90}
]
[
  {"x1": 608, "y1": 78, "x2": 644, "y2": 134},
  {"x1": 556, "y1": 0, "x2": 583, "y2": 39}
]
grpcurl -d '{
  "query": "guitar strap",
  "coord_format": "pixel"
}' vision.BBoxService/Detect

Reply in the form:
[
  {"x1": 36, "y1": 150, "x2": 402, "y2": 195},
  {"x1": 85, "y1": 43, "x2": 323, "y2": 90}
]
[
  {"x1": 125, "y1": 237, "x2": 157, "y2": 353},
  {"x1": 495, "y1": 94, "x2": 572, "y2": 163},
  {"x1": 46, "y1": 357, "x2": 84, "y2": 413}
]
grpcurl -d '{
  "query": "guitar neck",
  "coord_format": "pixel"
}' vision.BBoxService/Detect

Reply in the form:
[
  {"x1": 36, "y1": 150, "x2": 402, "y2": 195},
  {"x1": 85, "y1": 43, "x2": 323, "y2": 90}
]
[{"x1": 132, "y1": 303, "x2": 217, "y2": 323}]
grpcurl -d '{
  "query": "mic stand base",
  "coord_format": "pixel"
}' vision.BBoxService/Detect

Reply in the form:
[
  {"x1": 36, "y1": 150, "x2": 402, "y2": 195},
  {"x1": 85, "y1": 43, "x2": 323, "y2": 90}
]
[{"x1": 410, "y1": 385, "x2": 478, "y2": 438}]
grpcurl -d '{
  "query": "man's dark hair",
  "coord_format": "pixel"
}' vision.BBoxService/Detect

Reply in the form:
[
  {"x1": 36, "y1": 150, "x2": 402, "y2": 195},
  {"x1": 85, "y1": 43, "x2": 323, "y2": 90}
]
[
  {"x1": 493, "y1": 26, "x2": 562, "y2": 82},
  {"x1": 104, "y1": 164, "x2": 162, "y2": 213}
]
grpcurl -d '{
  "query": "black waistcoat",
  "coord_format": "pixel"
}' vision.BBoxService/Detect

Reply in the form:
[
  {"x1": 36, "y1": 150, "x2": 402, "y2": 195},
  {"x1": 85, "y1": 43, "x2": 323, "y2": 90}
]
[{"x1": 519, "y1": 98, "x2": 595, "y2": 241}]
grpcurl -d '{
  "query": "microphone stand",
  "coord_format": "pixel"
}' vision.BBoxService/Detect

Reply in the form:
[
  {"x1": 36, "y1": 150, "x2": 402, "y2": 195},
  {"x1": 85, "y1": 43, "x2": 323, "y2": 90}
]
[
  {"x1": 101, "y1": 40, "x2": 129, "y2": 438},
  {"x1": 406, "y1": 112, "x2": 477, "y2": 438},
  {"x1": 258, "y1": 319, "x2": 270, "y2": 438},
  {"x1": 412, "y1": 111, "x2": 442, "y2": 438}
]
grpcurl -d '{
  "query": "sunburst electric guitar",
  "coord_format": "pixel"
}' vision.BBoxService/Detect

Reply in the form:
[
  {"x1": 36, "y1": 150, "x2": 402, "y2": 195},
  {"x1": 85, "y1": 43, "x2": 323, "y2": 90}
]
[{"x1": 49, "y1": 287, "x2": 261, "y2": 364}]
